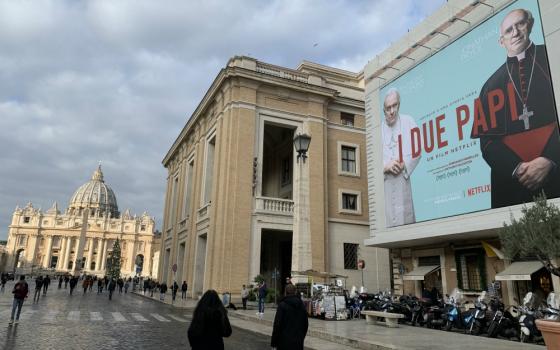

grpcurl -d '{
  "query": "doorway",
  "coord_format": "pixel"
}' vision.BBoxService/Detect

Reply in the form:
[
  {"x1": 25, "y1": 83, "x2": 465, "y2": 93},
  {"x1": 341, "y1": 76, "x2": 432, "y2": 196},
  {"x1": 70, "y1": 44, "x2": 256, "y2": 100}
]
[
  {"x1": 194, "y1": 234, "x2": 207, "y2": 296},
  {"x1": 260, "y1": 229, "x2": 292, "y2": 295}
]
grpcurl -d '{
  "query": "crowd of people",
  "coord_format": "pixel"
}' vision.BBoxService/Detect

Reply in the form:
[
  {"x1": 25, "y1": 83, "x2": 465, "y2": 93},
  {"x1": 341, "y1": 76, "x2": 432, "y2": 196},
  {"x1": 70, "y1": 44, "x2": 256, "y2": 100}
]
[{"x1": 3, "y1": 272, "x2": 309, "y2": 349}]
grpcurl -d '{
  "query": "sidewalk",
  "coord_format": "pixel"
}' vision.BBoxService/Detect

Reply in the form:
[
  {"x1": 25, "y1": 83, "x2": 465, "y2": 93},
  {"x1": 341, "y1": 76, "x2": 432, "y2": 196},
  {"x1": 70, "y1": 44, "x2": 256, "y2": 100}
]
[
  {"x1": 230, "y1": 309, "x2": 545, "y2": 350},
  {"x1": 131, "y1": 291, "x2": 544, "y2": 350}
]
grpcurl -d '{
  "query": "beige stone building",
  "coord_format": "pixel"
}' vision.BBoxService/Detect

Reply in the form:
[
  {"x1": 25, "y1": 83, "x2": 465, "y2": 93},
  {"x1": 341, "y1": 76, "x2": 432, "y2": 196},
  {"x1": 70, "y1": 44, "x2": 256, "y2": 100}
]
[
  {"x1": 6, "y1": 166, "x2": 156, "y2": 278},
  {"x1": 364, "y1": 0, "x2": 560, "y2": 305},
  {"x1": 160, "y1": 56, "x2": 391, "y2": 297}
]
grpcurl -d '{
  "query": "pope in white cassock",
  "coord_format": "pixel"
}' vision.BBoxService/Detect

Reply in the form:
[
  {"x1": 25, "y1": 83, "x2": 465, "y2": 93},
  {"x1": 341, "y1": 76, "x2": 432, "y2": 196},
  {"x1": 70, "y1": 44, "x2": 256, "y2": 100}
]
[{"x1": 382, "y1": 88, "x2": 421, "y2": 227}]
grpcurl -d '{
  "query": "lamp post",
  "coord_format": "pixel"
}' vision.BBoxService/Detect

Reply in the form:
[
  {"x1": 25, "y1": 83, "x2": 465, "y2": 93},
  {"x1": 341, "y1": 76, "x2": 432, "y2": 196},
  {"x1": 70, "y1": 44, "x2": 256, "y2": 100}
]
[{"x1": 292, "y1": 132, "x2": 312, "y2": 285}]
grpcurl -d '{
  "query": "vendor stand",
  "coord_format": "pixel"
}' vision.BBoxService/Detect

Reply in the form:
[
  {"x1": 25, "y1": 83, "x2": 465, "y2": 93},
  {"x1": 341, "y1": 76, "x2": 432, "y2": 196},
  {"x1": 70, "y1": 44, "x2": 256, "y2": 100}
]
[{"x1": 292, "y1": 270, "x2": 348, "y2": 320}]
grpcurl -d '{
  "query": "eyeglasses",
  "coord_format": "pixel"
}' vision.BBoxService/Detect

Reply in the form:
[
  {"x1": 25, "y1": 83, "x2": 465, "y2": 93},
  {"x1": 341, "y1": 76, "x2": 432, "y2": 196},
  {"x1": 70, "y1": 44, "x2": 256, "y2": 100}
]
[{"x1": 501, "y1": 19, "x2": 529, "y2": 39}]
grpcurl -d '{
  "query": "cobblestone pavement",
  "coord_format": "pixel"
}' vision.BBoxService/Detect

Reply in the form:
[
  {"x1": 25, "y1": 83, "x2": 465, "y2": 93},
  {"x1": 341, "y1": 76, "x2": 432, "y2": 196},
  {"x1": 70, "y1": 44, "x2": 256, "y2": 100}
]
[{"x1": 0, "y1": 279, "x2": 271, "y2": 350}]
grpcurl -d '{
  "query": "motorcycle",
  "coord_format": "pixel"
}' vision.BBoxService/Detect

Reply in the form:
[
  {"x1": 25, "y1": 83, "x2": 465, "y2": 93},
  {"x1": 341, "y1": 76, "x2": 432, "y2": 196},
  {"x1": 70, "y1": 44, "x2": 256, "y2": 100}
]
[
  {"x1": 424, "y1": 298, "x2": 446, "y2": 329},
  {"x1": 486, "y1": 297, "x2": 519, "y2": 340}
]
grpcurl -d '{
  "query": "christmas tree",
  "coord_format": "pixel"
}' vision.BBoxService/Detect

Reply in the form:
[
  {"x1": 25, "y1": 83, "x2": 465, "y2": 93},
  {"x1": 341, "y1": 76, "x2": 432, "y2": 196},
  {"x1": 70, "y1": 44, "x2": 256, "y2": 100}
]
[{"x1": 107, "y1": 239, "x2": 122, "y2": 279}]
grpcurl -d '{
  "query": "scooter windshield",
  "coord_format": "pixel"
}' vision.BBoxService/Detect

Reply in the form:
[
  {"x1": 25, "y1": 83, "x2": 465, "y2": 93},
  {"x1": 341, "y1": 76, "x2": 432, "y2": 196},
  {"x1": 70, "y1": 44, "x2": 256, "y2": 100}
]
[
  {"x1": 547, "y1": 292, "x2": 560, "y2": 309},
  {"x1": 522, "y1": 292, "x2": 536, "y2": 308}
]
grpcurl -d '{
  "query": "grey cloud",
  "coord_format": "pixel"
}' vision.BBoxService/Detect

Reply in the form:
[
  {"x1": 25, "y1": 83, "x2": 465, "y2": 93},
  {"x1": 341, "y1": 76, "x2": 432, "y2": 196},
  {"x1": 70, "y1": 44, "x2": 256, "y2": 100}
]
[{"x1": 0, "y1": 0, "x2": 444, "y2": 239}]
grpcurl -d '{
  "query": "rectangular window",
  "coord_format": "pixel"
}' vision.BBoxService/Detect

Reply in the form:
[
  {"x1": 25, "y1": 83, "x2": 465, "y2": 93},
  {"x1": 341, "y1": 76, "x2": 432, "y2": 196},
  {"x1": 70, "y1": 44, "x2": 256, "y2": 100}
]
[
  {"x1": 169, "y1": 175, "x2": 179, "y2": 227},
  {"x1": 52, "y1": 237, "x2": 61, "y2": 249},
  {"x1": 342, "y1": 193, "x2": 358, "y2": 211},
  {"x1": 140, "y1": 224, "x2": 146, "y2": 231},
  {"x1": 203, "y1": 135, "x2": 216, "y2": 205},
  {"x1": 455, "y1": 249, "x2": 486, "y2": 292},
  {"x1": 343, "y1": 243, "x2": 359, "y2": 270},
  {"x1": 341, "y1": 112, "x2": 355, "y2": 127},
  {"x1": 341, "y1": 146, "x2": 356, "y2": 173},
  {"x1": 23, "y1": 216, "x2": 30, "y2": 224},
  {"x1": 17, "y1": 236, "x2": 26, "y2": 246},
  {"x1": 183, "y1": 158, "x2": 195, "y2": 219}
]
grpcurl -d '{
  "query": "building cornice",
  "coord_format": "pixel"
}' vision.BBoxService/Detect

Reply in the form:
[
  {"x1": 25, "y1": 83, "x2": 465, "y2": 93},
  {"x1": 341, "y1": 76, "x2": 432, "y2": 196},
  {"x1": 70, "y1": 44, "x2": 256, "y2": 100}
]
[{"x1": 162, "y1": 58, "x2": 344, "y2": 166}]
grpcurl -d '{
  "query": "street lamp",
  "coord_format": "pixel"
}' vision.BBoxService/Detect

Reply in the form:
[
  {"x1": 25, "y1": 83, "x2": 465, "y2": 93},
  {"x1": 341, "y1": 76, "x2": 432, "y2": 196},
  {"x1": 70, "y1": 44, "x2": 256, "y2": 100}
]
[
  {"x1": 293, "y1": 133, "x2": 311, "y2": 163},
  {"x1": 291, "y1": 130, "x2": 312, "y2": 286}
]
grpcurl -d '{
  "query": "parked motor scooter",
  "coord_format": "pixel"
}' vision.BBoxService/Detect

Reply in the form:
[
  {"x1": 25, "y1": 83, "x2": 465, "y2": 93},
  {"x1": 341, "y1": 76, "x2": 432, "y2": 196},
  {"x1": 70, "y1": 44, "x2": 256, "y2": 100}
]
[
  {"x1": 424, "y1": 298, "x2": 446, "y2": 329},
  {"x1": 543, "y1": 292, "x2": 560, "y2": 321},
  {"x1": 444, "y1": 289, "x2": 476, "y2": 332},
  {"x1": 465, "y1": 291, "x2": 489, "y2": 335},
  {"x1": 486, "y1": 297, "x2": 518, "y2": 339},
  {"x1": 518, "y1": 292, "x2": 543, "y2": 343}
]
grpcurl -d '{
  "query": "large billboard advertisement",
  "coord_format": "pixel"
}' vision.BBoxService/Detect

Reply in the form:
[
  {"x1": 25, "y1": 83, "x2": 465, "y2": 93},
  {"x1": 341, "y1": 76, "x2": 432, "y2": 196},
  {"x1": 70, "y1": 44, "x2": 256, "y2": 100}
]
[{"x1": 379, "y1": 0, "x2": 559, "y2": 228}]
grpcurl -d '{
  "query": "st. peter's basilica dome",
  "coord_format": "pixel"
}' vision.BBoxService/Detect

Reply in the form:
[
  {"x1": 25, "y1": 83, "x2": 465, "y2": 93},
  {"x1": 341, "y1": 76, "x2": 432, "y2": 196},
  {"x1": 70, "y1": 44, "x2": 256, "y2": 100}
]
[{"x1": 68, "y1": 165, "x2": 119, "y2": 217}]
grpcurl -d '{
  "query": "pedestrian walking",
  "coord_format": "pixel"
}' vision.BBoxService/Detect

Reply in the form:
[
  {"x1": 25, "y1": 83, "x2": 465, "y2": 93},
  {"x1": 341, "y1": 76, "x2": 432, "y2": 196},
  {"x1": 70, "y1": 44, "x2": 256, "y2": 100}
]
[
  {"x1": 82, "y1": 278, "x2": 90, "y2": 295},
  {"x1": 172, "y1": 281, "x2": 179, "y2": 302},
  {"x1": 160, "y1": 282, "x2": 167, "y2": 301},
  {"x1": 64, "y1": 275, "x2": 69, "y2": 289},
  {"x1": 271, "y1": 284, "x2": 308, "y2": 350},
  {"x1": 90, "y1": 276, "x2": 95, "y2": 291},
  {"x1": 58, "y1": 275, "x2": 63, "y2": 289},
  {"x1": 9, "y1": 275, "x2": 29, "y2": 325},
  {"x1": 124, "y1": 280, "x2": 130, "y2": 294},
  {"x1": 150, "y1": 280, "x2": 155, "y2": 297},
  {"x1": 117, "y1": 278, "x2": 124, "y2": 294},
  {"x1": 33, "y1": 275, "x2": 44, "y2": 303},
  {"x1": 257, "y1": 281, "x2": 267, "y2": 318},
  {"x1": 97, "y1": 278, "x2": 103, "y2": 294},
  {"x1": 188, "y1": 289, "x2": 232, "y2": 350},
  {"x1": 1, "y1": 274, "x2": 7, "y2": 293},
  {"x1": 108, "y1": 279, "x2": 116, "y2": 300},
  {"x1": 241, "y1": 284, "x2": 249, "y2": 310},
  {"x1": 143, "y1": 279, "x2": 149, "y2": 295},
  {"x1": 69, "y1": 276, "x2": 78, "y2": 296},
  {"x1": 42, "y1": 275, "x2": 51, "y2": 295},
  {"x1": 181, "y1": 281, "x2": 188, "y2": 299}
]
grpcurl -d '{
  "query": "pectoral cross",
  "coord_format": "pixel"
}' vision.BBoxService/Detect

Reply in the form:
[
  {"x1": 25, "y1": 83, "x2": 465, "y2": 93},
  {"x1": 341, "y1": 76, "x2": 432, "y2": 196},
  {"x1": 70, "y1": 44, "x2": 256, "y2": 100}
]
[{"x1": 518, "y1": 105, "x2": 533, "y2": 130}]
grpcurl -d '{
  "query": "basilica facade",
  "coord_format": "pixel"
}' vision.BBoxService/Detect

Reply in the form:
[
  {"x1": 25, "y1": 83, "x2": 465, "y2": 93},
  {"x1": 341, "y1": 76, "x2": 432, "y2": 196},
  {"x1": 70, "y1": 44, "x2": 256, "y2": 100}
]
[{"x1": 6, "y1": 166, "x2": 155, "y2": 278}]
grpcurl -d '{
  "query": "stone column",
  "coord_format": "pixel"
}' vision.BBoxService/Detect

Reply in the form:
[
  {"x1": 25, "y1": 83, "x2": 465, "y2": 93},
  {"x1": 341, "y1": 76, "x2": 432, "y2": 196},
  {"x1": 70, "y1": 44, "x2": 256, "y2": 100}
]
[
  {"x1": 291, "y1": 129, "x2": 313, "y2": 284},
  {"x1": 144, "y1": 241, "x2": 152, "y2": 277},
  {"x1": 86, "y1": 238, "x2": 94, "y2": 272},
  {"x1": 71, "y1": 210, "x2": 88, "y2": 276},
  {"x1": 127, "y1": 240, "x2": 136, "y2": 273},
  {"x1": 95, "y1": 239, "x2": 103, "y2": 271},
  {"x1": 62, "y1": 237, "x2": 72, "y2": 271},
  {"x1": 26, "y1": 235, "x2": 40, "y2": 270},
  {"x1": 56, "y1": 237, "x2": 66, "y2": 270},
  {"x1": 43, "y1": 236, "x2": 53, "y2": 268},
  {"x1": 100, "y1": 240, "x2": 108, "y2": 271}
]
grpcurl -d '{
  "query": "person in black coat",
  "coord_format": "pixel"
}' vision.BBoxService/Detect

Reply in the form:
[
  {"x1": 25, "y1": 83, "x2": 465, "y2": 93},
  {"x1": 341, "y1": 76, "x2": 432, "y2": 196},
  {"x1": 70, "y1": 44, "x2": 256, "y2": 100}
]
[
  {"x1": 271, "y1": 284, "x2": 308, "y2": 350},
  {"x1": 188, "y1": 289, "x2": 232, "y2": 350}
]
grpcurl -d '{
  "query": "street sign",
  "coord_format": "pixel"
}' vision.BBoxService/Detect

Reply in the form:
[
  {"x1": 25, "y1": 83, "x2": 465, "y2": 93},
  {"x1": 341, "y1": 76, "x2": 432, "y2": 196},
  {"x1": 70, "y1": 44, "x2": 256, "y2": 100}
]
[{"x1": 172, "y1": 263, "x2": 177, "y2": 273}]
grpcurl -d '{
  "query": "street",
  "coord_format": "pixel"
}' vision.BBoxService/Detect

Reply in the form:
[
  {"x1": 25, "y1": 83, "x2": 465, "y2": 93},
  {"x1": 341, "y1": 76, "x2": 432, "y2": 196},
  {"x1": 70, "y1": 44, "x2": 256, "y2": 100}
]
[{"x1": 0, "y1": 279, "x2": 271, "y2": 350}]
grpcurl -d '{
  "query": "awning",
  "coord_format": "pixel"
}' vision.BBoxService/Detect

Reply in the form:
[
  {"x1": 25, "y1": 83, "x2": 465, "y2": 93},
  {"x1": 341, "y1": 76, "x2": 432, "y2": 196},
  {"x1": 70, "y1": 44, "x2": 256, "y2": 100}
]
[
  {"x1": 495, "y1": 261, "x2": 544, "y2": 281},
  {"x1": 403, "y1": 265, "x2": 440, "y2": 281}
]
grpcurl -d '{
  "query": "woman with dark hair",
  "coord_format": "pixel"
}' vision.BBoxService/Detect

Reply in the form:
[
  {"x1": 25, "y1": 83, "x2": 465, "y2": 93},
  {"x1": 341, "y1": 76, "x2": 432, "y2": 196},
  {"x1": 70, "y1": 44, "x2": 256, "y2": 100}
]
[{"x1": 188, "y1": 289, "x2": 232, "y2": 350}]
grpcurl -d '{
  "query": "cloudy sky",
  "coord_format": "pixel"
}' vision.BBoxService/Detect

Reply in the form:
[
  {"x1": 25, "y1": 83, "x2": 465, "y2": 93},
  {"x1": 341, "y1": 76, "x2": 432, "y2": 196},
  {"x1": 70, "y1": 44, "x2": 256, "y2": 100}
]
[{"x1": 0, "y1": 0, "x2": 445, "y2": 240}]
